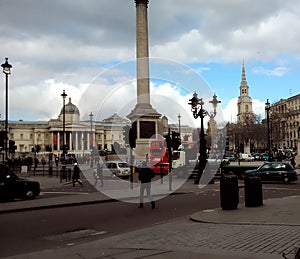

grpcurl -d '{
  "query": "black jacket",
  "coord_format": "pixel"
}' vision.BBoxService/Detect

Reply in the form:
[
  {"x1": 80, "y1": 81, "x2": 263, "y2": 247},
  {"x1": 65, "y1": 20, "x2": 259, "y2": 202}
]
[
  {"x1": 72, "y1": 165, "x2": 80, "y2": 179},
  {"x1": 138, "y1": 167, "x2": 155, "y2": 183}
]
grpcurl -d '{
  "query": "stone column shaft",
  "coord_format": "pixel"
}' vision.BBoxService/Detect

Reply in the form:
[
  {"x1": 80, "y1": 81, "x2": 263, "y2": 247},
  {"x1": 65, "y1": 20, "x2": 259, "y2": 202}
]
[{"x1": 136, "y1": 0, "x2": 150, "y2": 106}]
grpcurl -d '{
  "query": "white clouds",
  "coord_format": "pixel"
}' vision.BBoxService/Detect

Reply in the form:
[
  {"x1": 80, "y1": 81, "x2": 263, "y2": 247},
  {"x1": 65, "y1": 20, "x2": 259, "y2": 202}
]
[
  {"x1": 221, "y1": 98, "x2": 266, "y2": 124},
  {"x1": 0, "y1": 0, "x2": 299, "y2": 122},
  {"x1": 252, "y1": 66, "x2": 289, "y2": 77},
  {"x1": 222, "y1": 98, "x2": 238, "y2": 123},
  {"x1": 252, "y1": 99, "x2": 266, "y2": 120}
]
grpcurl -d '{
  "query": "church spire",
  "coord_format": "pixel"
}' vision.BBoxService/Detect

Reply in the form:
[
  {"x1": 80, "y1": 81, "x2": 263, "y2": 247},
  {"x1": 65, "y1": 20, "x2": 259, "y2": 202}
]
[
  {"x1": 237, "y1": 62, "x2": 254, "y2": 125},
  {"x1": 240, "y1": 61, "x2": 249, "y2": 96}
]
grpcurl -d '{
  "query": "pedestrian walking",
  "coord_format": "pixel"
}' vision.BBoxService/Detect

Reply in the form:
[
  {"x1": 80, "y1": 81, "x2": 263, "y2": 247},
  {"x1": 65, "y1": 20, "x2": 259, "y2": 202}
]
[
  {"x1": 55, "y1": 156, "x2": 59, "y2": 167},
  {"x1": 138, "y1": 161, "x2": 155, "y2": 209},
  {"x1": 72, "y1": 162, "x2": 83, "y2": 187},
  {"x1": 94, "y1": 161, "x2": 104, "y2": 187},
  {"x1": 291, "y1": 155, "x2": 296, "y2": 169}
]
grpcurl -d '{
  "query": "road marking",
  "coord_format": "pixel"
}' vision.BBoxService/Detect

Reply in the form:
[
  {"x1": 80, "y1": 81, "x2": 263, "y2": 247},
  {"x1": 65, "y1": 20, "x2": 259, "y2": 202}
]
[
  {"x1": 41, "y1": 192, "x2": 90, "y2": 195},
  {"x1": 44, "y1": 229, "x2": 107, "y2": 242}
]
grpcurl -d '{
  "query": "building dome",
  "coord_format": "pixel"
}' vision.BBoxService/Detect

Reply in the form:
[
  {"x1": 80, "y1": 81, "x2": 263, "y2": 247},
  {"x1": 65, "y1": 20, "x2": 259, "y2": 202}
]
[
  {"x1": 59, "y1": 97, "x2": 80, "y2": 123},
  {"x1": 60, "y1": 98, "x2": 80, "y2": 116}
]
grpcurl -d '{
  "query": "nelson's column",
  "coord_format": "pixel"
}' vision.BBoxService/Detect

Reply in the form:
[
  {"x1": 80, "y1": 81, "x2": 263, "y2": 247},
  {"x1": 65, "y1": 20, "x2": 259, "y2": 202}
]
[{"x1": 127, "y1": 0, "x2": 162, "y2": 158}]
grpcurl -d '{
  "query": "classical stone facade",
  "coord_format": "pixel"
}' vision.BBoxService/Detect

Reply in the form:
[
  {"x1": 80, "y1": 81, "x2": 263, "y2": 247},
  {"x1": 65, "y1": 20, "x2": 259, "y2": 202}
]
[
  {"x1": 1, "y1": 98, "x2": 194, "y2": 159},
  {"x1": 1, "y1": 98, "x2": 131, "y2": 158},
  {"x1": 269, "y1": 94, "x2": 300, "y2": 150}
]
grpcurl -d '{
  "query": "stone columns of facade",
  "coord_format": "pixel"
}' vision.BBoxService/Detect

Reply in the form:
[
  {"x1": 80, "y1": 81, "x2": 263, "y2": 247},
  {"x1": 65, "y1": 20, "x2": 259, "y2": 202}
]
[
  {"x1": 81, "y1": 133, "x2": 84, "y2": 151},
  {"x1": 75, "y1": 132, "x2": 78, "y2": 151},
  {"x1": 69, "y1": 132, "x2": 73, "y2": 151},
  {"x1": 57, "y1": 132, "x2": 60, "y2": 151},
  {"x1": 50, "y1": 132, "x2": 53, "y2": 150}
]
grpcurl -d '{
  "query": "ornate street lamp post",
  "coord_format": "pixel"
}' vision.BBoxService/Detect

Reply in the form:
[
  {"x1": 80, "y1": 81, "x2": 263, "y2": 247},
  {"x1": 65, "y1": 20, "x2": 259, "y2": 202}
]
[
  {"x1": 89, "y1": 112, "x2": 94, "y2": 168},
  {"x1": 178, "y1": 113, "x2": 181, "y2": 138},
  {"x1": 1, "y1": 58, "x2": 12, "y2": 161},
  {"x1": 61, "y1": 90, "x2": 67, "y2": 161},
  {"x1": 188, "y1": 92, "x2": 221, "y2": 184},
  {"x1": 265, "y1": 99, "x2": 272, "y2": 161}
]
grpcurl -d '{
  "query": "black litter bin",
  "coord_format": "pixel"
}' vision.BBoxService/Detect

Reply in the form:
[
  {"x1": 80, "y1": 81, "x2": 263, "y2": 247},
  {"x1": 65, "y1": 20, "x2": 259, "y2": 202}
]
[
  {"x1": 244, "y1": 175, "x2": 263, "y2": 207},
  {"x1": 220, "y1": 174, "x2": 239, "y2": 210},
  {"x1": 60, "y1": 166, "x2": 69, "y2": 182}
]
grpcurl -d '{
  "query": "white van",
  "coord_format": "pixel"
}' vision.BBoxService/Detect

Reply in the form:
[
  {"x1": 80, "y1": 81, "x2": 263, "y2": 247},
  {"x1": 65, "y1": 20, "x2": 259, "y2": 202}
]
[
  {"x1": 239, "y1": 153, "x2": 254, "y2": 161},
  {"x1": 103, "y1": 161, "x2": 131, "y2": 178}
]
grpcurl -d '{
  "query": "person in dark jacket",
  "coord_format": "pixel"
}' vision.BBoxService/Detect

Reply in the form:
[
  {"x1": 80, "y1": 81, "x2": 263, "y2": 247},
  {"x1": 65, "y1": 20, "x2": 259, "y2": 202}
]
[
  {"x1": 291, "y1": 155, "x2": 296, "y2": 169},
  {"x1": 72, "y1": 163, "x2": 83, "y2": 187},
  {"x1": 94, "y1": 161, "x2": 104, "y2": 187},
  {"x1": 138, "y1": 161, "x2": 155, "y2": 209}
]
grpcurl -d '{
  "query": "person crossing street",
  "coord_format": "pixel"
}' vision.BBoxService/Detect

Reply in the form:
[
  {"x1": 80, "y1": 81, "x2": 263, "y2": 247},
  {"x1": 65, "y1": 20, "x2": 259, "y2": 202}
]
[{"x1": 72, "y1": 162, "x2": 83, "y2": 187}]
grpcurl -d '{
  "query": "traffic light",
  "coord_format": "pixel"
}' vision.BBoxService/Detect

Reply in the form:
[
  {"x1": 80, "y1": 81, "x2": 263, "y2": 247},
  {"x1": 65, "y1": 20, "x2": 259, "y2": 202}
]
[
  {"x1": 171, "y1": 131, "x2": 181, "y2": 150},
  {"x1": 36, "y1": 144, "x2": 41, "y2": 153},
  {"x1": 164, "y1": 133, "x2": 172, "y2": 150},
  {"x1": 129, "y1": 128, "x2": 136, "y2": 149},
  {"x1": 123, "y1": 125, "x2": 130, "y2": 146},
  {"x1": 104, "y1": 144, "x2": 108, "y2": 151},
  {"x1": 9, "y1": 140, "x2": 17, "y2": 153},
  {"x1": 129, "y1": 122, "x2": 137, "y2": 149}
]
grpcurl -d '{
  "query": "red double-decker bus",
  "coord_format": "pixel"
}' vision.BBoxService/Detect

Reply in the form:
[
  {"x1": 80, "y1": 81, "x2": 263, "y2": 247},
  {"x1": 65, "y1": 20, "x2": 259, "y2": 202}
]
[{"x1": 149, "y1": 139, "x2": 169, "y2": 165}]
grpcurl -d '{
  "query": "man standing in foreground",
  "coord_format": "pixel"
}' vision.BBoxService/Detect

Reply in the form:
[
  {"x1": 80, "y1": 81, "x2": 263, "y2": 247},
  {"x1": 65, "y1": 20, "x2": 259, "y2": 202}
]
[{"x1": 138, "y1": 161, "x2": 155, "y2": 209}]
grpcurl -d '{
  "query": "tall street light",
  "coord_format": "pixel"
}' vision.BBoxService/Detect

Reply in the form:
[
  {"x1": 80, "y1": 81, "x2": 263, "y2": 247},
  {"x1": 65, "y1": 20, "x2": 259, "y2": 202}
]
[
  {"x1": 1, "y1": 58, "x2": 12, "y2": 161},
  {"x1": 178, "y1": 113, "x2": 181, "y2": 138},
  {"x1": 265, "y1": 99, "x2": 272, "y2": 161},
  {"x1": 188, "y1": 92, "x2": 221, "y2": 184},
  {"x1": 89, "y1": 112, "x2": 94, "y2": 168},
  {"x1": 61, "y1": 90, "x2": 67, "y2": 161}
]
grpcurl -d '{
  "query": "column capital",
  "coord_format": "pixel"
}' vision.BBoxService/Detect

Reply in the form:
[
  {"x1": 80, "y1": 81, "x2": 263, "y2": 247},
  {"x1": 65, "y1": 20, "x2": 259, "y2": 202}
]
[{"x1": 135, "y1": 0, "x2": 149, "y2": 7}]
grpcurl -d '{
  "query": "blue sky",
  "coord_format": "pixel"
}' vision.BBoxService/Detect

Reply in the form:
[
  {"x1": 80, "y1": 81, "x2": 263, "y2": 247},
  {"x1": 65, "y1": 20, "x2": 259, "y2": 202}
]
[{"x1": 0, "y1": 0, "x2": 299, "y2": 126}]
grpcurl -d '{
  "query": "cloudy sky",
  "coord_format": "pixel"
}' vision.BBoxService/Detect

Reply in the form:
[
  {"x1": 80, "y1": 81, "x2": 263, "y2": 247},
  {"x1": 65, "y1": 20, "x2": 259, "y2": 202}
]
[{"x1": 0, "y1": 0, "x2": 300, "y2": 126}]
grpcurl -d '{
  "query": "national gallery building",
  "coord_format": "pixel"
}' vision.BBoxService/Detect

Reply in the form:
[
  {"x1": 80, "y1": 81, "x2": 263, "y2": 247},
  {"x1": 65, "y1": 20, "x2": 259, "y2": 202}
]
[
  {"x1": 1, "y1": 98, "x2": 132, "y2": 157},
  {"x1": 1, "y1": 98, "x2": 194, "y2": 158}
]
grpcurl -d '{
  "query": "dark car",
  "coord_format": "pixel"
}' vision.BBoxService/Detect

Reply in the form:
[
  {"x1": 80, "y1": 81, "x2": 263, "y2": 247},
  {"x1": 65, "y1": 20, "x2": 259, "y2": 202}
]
[
  {"x1": 0, "y1": 164, "x2": 41, "y2": 201},
  {"x1": 223, "y1": 154, "x2": 236, "y2": 162},
  {"x1": 151, "y1": 163, "x2": 169, "y2": 175},
  {"x1": 245, "y1": 162, "x2": 298, "y2": 184}
]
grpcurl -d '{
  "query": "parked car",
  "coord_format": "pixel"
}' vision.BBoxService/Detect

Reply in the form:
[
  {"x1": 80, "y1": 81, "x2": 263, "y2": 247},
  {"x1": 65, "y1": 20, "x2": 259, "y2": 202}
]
[
  {"x1": 151, "y1": 163, "x2": 169, "y2": 175},
  {"x1": 223, "y1": 154, "x2": 236, "y2": 162},
  {"x1": 239, "y1": 153, "x2": 255, "y2": 161},
  {"x1": 253, "y1": 153, "x2": 261, "y2": 161},
  {"x1": 245, "y1": 162, "x2": 298, "y2": 184},
  {"x1": 261, "y1": 153, "x2": 269, "y2": 161},
  {"x1": 0, "y1": 163, "x2": 41, "y2": 201},
  {"x1": 102, "y1": 161, "x2": 131, "y2": 178},
  {"x1": 207, "y1": 158, "x2": 230, "y2": 165}
]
